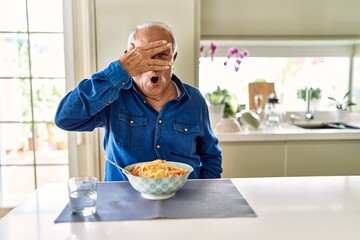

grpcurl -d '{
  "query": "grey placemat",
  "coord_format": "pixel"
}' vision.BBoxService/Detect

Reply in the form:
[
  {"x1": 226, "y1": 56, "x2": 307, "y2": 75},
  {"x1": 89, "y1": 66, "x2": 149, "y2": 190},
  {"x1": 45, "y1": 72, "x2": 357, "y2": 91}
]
[{"x1": 55, "y1": 179, "x2": 256, "y2": 223}]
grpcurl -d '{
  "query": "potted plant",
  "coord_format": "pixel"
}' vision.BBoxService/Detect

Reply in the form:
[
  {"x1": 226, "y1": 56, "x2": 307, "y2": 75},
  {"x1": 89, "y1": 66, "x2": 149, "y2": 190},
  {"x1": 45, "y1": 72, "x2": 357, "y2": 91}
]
[
  {"x1": 296, "y1": 87, "x2": 321, "y2": 116},
  {"x1": 327, "y1": 91, "x2": 356, "y2": 110},
  {"x1": 205, "y1": 87, "x2": 239, "y2": 118},
  {"x1": 205, "y1": 86, "x2": 225, "y2": 106},
  {"x1": 297, "y1": 87, "x2": 322, "y2": 101},
  {"x1": 205, "y1": 86, "x2": 225, "y2": 128},
  {"x1": 328, "y1": 91, "x2": 357, "y2": 122},
  {"x1": 205, "y1": 87, "x2": 241, "y2": 132}
]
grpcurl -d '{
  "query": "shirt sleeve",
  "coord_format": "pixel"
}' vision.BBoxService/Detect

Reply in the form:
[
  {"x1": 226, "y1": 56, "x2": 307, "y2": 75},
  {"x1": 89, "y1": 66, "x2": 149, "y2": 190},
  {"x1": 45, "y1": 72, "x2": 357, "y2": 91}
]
[
  {"x1": 198, "y1": 101, "x2": 223, "y2": 178},
  {"x1": 54, "y1": 60, "x2": 132, "y2": 131}
]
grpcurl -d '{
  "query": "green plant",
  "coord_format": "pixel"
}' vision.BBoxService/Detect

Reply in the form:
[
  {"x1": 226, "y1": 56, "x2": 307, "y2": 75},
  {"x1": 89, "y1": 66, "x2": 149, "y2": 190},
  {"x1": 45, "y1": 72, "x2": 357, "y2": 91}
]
[
  {"x1": 327, "y1": 91, "x2": 356, "y2": 110},
  {"x1": 297, "y1": 87, "x2": 321, "y2": 101},
  {"x1": 205, "y1": 86, "x2": 239, "y2": 118},
  {"x1": 205, "y1": 86, "x2": 225, "y2": 105}
]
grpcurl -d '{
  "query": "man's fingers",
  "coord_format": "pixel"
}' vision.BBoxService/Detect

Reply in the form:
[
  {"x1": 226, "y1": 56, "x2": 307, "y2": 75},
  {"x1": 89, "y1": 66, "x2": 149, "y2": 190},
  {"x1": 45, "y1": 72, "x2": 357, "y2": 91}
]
[
  {"x1": 137, "y1": 40, "x2": 172, "y2": 57},
  {"x1": 144, "y1": 65, "x2": 171, "y2": 72},
  {"x1": 145, "y1": 43, "x2": 172, "y2": 57},
  {"x1": 120, "y1": 40, "x2": 173, "y2": 76},
  {"x1": 142, "y1": 59, "x2": 172, "y2": 73},
  {"x1": 141, "y1": 40, "x2": 168, "y2": 50},
  {"x1": 146, "y1": 59, "x2": 172, "y2": 66}
]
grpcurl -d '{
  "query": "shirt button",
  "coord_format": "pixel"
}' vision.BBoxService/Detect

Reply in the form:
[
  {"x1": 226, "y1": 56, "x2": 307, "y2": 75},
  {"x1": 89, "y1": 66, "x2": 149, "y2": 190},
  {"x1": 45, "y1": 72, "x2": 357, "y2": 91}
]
[
  {"x1": 130, "y1": 120, "x2": 134, "y2": 124},
  {"x1": 122, "y1": 82, "x2": 126, "y2": 86},
  {"x1": 158, "y1": 119, "x2": 162, "y2": 124},
  {"x1": 143, "y1": 100, "x2": 146, "y2": 103},
  {"x1": 156, "y1": 145, "x2": 161, "y2": 149},
  {"x1": 184, "y1": 128, "x2": 188, "y2": 132},
  {"x1": 108, "y1": 100, "x2": 112, "y2": 104}
]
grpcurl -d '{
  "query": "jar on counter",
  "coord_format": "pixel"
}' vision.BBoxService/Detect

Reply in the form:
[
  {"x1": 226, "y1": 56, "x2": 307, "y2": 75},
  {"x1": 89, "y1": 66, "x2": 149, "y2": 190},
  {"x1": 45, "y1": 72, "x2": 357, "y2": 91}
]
[{"x1": 264, "y1": 93, "x2": 284, "y2": 128}]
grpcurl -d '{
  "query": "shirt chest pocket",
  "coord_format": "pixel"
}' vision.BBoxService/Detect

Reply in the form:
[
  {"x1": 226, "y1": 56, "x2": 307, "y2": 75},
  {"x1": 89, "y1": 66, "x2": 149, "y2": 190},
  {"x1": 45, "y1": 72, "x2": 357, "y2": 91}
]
[
  {"x1": 171, "y1": 122, "x2": 200, "y2": 158},
  {"x1": 115, "y1": 113, "x2": 147, "y2": 150}
]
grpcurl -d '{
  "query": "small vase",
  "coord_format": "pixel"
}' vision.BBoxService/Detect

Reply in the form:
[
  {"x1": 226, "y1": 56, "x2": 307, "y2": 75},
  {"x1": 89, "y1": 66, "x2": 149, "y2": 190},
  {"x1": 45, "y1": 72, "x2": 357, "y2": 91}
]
[
  {"x1": 208, "y1": 104, "x2": 225, "y2": 128},
  {"x1": 214, "y1": 117, "x2": 241, "y2": 133},
  {"x1": 335, "y1": 109, "x2": 349, "y2": 122}
]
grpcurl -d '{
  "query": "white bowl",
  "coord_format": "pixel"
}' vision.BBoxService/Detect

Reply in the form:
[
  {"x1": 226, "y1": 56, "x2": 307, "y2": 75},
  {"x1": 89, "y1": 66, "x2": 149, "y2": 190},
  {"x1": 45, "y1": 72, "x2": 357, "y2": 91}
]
[{"x1": 123, "y1": 161, "x2": 193, "y2": 200}]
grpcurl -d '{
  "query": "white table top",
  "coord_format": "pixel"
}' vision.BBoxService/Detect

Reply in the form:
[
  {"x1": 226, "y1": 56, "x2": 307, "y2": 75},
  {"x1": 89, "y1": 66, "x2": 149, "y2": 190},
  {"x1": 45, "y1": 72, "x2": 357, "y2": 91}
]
[{"x1": 1, "y1": 176, "x2": 360, "y2": 240}]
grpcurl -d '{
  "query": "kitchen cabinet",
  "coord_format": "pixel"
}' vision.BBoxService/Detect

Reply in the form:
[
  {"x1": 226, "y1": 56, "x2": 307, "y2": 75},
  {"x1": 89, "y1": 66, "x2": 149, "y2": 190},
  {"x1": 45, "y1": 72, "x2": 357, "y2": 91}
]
[
  {"x1": 201, "y1": 0, "x2": 360, "y2": 36},
  {"x1": 220, "y1": 142, "x2": 285, "y2": 178},
  {"x1": 220, "y1": 140, "x2": 360, "y2": 178},
  {"x1": 286, "y1": 140, "x2": 360, "y2": 176}
]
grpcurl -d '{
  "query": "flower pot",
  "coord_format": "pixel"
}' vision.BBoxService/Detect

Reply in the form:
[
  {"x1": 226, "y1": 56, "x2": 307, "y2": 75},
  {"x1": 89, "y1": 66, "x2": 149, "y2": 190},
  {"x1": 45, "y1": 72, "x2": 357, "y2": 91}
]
[
  {"x1": 214, "y1": 117, "x2": 241, "y2": 133},
  {"x1": 335, "y1": 109, "x2": 350, "y2": 122},
  {"x1": 208, "y1": 104, "x2": 225, "y2": 128}
]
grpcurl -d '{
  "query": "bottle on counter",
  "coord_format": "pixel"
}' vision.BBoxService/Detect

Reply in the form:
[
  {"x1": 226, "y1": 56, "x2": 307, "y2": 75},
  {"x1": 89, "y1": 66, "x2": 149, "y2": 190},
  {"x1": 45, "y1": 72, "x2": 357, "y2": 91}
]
[{"x1": 264, "y1": 92, "x2": 284, "y2": 128}]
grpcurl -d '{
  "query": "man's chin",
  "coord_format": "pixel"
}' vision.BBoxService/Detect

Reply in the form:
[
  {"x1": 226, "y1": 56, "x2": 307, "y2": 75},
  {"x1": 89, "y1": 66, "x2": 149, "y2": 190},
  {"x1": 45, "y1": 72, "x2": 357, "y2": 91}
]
[{"x1": 148, "y1": 81, "x2": 159, "y2": 88}]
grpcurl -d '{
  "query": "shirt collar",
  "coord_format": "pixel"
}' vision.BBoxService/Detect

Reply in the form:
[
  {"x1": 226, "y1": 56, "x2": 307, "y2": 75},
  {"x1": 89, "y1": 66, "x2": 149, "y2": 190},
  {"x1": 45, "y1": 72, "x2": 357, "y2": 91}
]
[
  {"x1": 171, "y1": 74, "x2": 191, "y2": 101},
  {"x1": 122, "y1": 79, "x2": 133, "y2": 90}
]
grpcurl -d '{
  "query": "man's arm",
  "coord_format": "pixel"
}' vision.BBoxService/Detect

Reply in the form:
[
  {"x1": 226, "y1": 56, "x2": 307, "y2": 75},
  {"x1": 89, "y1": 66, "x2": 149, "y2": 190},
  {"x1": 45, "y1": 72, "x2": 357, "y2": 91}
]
[
  {"x1": 198, "y1": 104, "x2": 223, "y2": 178},
  {"x1": 55, "y1": 40, "x2": 172, "y2": 131},
  {"x1": 54, "y1": 61, "x2": 130, "y2": 131}
]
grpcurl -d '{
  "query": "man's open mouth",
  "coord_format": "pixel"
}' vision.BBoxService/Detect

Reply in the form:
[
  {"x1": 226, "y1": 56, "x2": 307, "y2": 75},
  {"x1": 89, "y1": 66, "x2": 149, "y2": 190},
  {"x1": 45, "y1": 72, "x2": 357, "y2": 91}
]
[{"x1": 150, "y1": 76, "x2": 159, "y2": 83}]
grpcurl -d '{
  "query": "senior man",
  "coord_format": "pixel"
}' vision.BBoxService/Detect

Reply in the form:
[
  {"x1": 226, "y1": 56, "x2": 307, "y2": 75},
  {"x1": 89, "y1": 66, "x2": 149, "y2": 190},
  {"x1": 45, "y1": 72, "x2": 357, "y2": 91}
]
[{"x1": 55, "y1": 22, "x2": 222, "y2": 181}]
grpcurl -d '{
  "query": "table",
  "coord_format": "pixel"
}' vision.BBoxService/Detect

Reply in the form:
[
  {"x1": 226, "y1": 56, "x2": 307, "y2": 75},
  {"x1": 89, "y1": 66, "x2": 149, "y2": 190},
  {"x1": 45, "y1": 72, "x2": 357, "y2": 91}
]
[{"x1": 1, "y1": 176, "x2": 360, "y2": 240}]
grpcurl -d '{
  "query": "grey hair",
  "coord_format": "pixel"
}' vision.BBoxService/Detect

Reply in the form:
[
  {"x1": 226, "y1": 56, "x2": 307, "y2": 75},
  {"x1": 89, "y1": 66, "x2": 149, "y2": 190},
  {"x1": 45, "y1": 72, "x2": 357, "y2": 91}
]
[{"x1": 127, "y1": 22, "x2": 177, "y2": 52}]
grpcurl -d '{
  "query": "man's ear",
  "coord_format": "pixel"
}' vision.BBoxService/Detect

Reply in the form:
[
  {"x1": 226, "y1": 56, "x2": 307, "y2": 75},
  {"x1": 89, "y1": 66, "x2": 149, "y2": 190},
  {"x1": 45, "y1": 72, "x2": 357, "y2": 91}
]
[
  {"x1": 173, "y1": 51, "x2": 178, "y2": 61},
  {"x1": 124, "y1": 43, "x2": 135, "y2": 54}
]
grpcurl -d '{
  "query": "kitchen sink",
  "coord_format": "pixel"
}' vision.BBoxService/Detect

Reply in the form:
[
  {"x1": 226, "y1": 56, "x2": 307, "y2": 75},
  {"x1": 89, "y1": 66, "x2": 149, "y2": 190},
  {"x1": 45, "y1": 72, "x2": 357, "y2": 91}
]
[{"x1": 294, "y1": 122, "x2": 360, "y2": 130}]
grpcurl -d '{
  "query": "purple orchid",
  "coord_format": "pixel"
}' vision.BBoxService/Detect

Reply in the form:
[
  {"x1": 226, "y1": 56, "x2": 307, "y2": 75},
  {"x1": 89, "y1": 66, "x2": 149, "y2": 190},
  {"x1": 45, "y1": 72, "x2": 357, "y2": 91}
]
[
  {"x1": 200, "y1": 43, "x2": 249, "y2": 72},
  {"x1": 210, "y1": 42, "x2": 218, "y2": 60},
  {"x1": 199, "y1": 45, "x2": 205, "y2": 55},
  {"x1": 223, "y1": 46, "x2": 249, "y2": 71},
  {"x1": 227, "y1": 47, "x2": 239, "y2": 57}
]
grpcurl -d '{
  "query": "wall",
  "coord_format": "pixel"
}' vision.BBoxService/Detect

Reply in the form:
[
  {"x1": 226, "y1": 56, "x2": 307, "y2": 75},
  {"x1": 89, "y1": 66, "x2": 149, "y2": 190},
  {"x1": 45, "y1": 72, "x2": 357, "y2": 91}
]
[{"x1": 95, "y1": 0, "x2": 200, "y2": 86}]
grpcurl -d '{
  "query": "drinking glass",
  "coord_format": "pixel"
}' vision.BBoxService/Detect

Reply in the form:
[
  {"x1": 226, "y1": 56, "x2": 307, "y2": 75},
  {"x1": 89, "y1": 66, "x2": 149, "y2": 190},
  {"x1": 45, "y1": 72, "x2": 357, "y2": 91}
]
[{"x1": 67, "y1": 176, "x2": 98, "y2": 216}]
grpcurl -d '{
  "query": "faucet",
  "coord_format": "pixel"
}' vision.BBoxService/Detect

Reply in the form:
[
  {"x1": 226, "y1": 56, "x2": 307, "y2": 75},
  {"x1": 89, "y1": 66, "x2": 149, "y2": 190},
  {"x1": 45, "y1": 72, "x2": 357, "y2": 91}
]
[{"x1": 305, "y1": 87, "x2": 314, "y2": 120}]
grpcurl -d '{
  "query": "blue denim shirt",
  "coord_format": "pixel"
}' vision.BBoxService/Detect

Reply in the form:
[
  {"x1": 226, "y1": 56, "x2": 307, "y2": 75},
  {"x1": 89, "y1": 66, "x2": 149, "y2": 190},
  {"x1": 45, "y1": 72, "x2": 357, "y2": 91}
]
[{"x1": 55, "y1": 60, "x2": 222, "y2": 181}]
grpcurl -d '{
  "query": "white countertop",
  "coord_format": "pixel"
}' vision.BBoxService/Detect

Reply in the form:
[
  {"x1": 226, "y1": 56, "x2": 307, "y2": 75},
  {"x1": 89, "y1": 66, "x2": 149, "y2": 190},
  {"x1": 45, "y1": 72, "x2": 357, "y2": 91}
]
[
  {"x1": 216, "y1": 123, "x2": 360, "y2": 142},
  {"x1": 1, "y1": 176, "x2": 360, "y2": 240},
  {"x1": 217, "y1": 111, "x2": 360, "y2": 142}
]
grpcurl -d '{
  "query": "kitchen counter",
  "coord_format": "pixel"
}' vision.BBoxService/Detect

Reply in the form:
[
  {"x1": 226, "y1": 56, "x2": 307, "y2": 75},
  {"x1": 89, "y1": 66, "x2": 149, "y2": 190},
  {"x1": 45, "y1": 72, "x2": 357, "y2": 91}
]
[
  {"x1": 216, "y1": 122, "x2": 360, "y2": 142},
  {"x1": 216, "y1": 111, "x2": 360, "y2": 142},
  {"x1": 1, "y1": 176, "x2": 360, "y2": 240},
  {"x1": 218, "y1": 120, "x2": 360, "y2": 178}
]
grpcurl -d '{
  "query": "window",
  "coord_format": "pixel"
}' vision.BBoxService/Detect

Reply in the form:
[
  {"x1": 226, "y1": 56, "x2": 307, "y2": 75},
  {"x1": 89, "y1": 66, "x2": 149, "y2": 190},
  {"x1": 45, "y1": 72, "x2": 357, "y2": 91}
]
[
  {"x1": 0, "y1": 0, "x2": 69, "y2": 207},
  {"x1": 199, "y1": 40, "x2": 358, "y2": 112}
]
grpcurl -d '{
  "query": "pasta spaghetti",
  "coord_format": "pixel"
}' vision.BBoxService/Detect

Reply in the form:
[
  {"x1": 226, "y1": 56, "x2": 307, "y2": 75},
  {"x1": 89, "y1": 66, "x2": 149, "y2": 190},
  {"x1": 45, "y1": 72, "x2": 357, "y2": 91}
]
[{"x1": 130, "y1": 160, "x2": 188, "y2": 178}]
